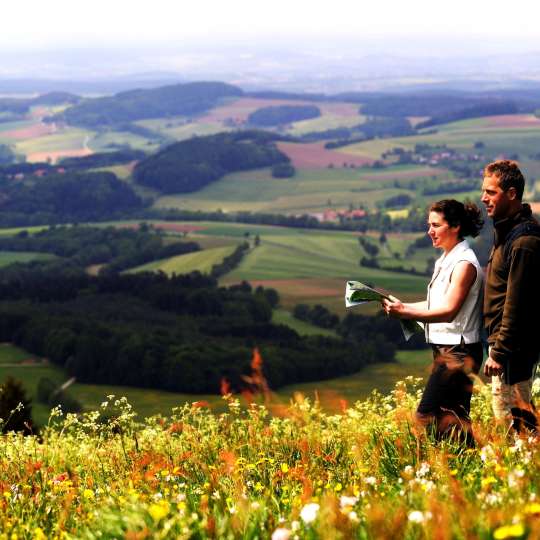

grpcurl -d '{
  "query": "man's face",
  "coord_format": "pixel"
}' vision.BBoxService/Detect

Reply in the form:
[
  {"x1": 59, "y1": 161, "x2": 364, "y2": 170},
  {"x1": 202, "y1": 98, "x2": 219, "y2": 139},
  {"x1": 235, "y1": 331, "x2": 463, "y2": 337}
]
[{"x1": 481, "y1": 174, "x2": 514, "y2": 221}]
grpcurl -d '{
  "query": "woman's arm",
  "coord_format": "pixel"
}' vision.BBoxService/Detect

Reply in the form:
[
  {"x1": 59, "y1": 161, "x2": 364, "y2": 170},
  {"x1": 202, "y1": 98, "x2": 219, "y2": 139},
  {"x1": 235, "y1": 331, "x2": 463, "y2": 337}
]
[{"x1": 382, "y1": 261, "x2": 477, "y2": 323}]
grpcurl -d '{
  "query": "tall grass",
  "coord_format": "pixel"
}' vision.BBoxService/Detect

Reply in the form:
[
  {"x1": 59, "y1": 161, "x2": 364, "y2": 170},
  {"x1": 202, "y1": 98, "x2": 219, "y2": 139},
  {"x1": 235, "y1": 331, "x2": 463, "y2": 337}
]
[{"x1": 0, "y1": 375, "x2": 539, "y2": 539}]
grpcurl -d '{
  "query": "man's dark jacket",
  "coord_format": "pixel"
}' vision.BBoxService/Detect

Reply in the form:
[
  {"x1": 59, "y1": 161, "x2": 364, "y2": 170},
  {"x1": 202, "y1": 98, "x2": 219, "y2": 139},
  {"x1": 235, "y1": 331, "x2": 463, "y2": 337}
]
[{"x1": 484, "y1": 203, "x2": 540, "y2": 384}]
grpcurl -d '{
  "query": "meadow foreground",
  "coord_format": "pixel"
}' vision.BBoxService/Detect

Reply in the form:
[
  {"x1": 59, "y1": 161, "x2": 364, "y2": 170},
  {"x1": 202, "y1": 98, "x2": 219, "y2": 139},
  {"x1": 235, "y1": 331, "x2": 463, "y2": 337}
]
[{"x1": 1, "y1": 377, "x2": 539, "y2": 539}]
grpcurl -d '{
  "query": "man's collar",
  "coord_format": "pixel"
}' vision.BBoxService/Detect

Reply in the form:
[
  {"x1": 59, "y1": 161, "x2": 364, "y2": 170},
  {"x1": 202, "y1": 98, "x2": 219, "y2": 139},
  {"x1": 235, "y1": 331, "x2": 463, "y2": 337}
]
[{"x1": 494, "y1": 203, "x2": 532, "y2": 243}]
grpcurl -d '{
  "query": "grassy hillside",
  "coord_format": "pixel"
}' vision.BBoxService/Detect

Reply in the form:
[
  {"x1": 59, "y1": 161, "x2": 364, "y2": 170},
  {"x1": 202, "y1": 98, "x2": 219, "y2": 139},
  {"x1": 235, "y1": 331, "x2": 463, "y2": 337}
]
[
  {"x1": 152, "y1": 165, "x2": 449, "y2": 214},
  {"x1": 127, "y1": 244, "x2": 239, "y2": 275},
  {"x1": 0, "y1": 343, "x2": 431, "y2": 426},
  {"x1": 0, "y1": 251, "x2": 56, "y2": 267}
]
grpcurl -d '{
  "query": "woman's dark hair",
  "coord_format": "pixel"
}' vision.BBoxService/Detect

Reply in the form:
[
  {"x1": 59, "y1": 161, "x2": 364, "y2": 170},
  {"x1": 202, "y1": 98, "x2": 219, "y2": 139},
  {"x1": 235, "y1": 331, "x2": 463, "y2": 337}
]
[{"x1": 429, "y1": 199, "x2": 483, "y2": 238}]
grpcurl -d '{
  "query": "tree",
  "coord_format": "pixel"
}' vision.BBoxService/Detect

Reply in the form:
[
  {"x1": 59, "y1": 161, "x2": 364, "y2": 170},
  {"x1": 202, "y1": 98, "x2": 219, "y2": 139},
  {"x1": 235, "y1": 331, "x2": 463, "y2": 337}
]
[{"x1": 0, "y1": 377, "x2": 33, "y2": 434}]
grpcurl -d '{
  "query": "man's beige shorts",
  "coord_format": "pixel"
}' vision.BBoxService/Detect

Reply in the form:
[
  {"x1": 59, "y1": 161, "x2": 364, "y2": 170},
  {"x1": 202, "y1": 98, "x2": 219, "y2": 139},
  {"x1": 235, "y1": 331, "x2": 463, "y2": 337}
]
[{"x1": 491, "y1": 375, "x2": 534, "y2": 421}]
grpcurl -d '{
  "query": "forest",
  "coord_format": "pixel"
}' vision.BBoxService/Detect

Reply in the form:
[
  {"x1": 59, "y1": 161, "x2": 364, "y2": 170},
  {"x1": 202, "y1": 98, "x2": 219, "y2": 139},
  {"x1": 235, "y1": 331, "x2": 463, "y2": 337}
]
[
  {"x1": 0, "y1": 265, "x2": 401, "y2": 393},
  {"x1": 0, "y1": 224, "x2": 201, "y2": 272},
  {"x1": 133, "y1": 130, "x2": 290, "y2": 193},
  {"x1": 0, "y1": 171, "x2": 145, "y2": 226}
]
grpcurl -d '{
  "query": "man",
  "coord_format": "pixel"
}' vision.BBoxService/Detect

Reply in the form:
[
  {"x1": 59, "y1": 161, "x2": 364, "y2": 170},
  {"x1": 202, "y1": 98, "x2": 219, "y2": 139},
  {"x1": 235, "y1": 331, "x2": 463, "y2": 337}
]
[{"x1": 482, "y1": 160, "x2": 540, "y2": 431}]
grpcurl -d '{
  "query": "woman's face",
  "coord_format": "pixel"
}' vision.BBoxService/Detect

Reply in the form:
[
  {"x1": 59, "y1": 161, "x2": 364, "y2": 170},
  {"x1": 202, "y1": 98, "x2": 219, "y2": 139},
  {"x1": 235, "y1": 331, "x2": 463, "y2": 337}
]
[{"x1": 427, "y1": 211, "x2": 460, "y2": 251}]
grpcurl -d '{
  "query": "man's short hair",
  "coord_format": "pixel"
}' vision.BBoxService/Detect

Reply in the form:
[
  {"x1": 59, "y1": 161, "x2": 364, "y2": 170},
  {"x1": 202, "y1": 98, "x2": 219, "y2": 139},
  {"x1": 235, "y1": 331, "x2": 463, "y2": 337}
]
[{"x1": 483, "y1": 160, "x2": 525, "y2": 200}]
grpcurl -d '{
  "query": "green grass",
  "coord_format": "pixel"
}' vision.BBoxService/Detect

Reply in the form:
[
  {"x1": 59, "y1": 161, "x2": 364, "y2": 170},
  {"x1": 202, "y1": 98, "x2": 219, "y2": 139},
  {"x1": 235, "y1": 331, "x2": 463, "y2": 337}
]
[
  {"x1": 90, "y1": 164, "x2": 134, "y2": 179},
  {"x1": 0, "y1": 363, "x2": 67, "y2": 426},
  {"x1": 153, "y1": 167, "x2": 425, "y2": 213},
  {"x1": 0, "y1": 341, "x2": 432, "y2": 425},
  {"x1": 0, "y1": 343, "x2": 41, "y2": 364},
  {"x1": 271, "y1": 309, "x2": 338, "y2": 337},
  {"x1": 135, "y1": 117, "x2": 227, "y2": 140},
  {"x1": 286, "y1": 114, "x2": 366, "y2": 136},
  {"x1": 278, "y1": 349, "x2": 432, "y2": 407},
  {"x1": 0, "y1": 225, "x2": 51, "y2": 237},
  {"x1": 0, "y1": 251, "x2": 57, "y2": 267},
  {"x1": 127, "y1": 244, "x2": 240, "y2": 275},
  {"x1": 87, "y1": 130, "x2": 160, "y2": 152},
  {"x1": 15, "y1": 127, "x2": 94, "y2": 154}
]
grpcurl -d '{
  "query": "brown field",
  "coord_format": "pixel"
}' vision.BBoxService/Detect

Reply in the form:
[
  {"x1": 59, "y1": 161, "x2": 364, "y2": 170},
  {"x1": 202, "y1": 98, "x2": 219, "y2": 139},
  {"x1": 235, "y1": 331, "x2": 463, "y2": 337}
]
[
  {"x1": 3, "y1": 123, "x2": 55, "y2": 140},
  {"x1": 276, "y1": 141, "x2": 373, "y2": 169},
  {"x1": 28, "y1": 107, "x2": 50, "y2": 119},
  {"x1": 27, "y1": 148, "x2": 92, "y2": 163},
  {"x1": 249, "y1": 278, "x2": 343, "y2": 299},
  {"x1": 484, "y1": 114, "x2": 540, "y2": 128},
  {"x1": 200, "y1": 98, "x2": 362, "y2": 124}
]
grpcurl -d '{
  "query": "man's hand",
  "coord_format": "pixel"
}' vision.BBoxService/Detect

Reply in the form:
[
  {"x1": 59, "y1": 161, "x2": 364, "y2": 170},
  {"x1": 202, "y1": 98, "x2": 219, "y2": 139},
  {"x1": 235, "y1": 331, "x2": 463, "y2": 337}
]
[{"x1": 483, "y1": 356, "x2": 504, "y2": 377}]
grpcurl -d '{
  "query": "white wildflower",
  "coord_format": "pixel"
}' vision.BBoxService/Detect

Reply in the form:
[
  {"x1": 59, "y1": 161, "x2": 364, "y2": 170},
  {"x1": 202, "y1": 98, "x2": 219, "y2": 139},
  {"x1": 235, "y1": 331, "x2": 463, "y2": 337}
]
[
  {"x1": 271, "y1": 528, "x2": 291, "y2": 540},
  {"x1": 300, "y1": 502, "x2": 320, "y2": 524},
  {"x1": 408, "y1": 510, "x2": 432, "y2": 523},
  {"x1": 349, "y1": 510, "x2": 359, "y2": 522},
  {"x1": 416, "y1": 462, "x2": 430, "y2": 478},
  {"x1": 340, "y1": 495, "x2": 358, "y2": 508}
]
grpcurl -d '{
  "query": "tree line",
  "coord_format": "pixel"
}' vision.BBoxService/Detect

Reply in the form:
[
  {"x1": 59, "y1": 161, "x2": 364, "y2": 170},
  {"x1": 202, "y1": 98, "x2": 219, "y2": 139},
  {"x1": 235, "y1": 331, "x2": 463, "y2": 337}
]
[
  {"x1": 0, "y1": 224, "x2": 200, "y2": 273},
  {"x1": 0, "y1": 267, "x2": 399, "y2": 393}
]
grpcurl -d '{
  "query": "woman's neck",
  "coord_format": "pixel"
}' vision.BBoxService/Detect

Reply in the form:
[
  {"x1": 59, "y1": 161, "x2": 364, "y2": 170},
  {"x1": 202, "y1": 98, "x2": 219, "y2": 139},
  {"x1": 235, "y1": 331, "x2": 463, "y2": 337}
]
[{"x1": 442, "y1": 238, "x2": 462, "y2": 256}]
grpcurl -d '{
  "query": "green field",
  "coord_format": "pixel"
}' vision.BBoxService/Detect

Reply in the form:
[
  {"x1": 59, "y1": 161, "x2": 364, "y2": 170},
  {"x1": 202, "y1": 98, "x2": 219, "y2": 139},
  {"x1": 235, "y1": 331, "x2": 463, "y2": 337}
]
[
  {"x1": 152, "y1": 165, "x2": 447, "y2": 214},
  {"x1": 128, "y1": 244, "x2": 240, "y2": 275},
  {"x1": 15, "y1": 127, "x2": 94, "y2": 161},
  {"x1": 286, "y1": 113, "x2": 366, "y2": 136},
  {"x1": 87, "y1": 130, "x2": 160, "y2": 152},
  {"x1": 135, "y1": 116, "x2": 227, "y2": 140},
  {"x1": 0, "y1": 251, "x2": 57, "y2": 267},
  {"x1": 271, "y1": 308, "x2": 338, "y2": 337},
  {"x1": 0, "y1": 343, "x2": 432, "y2": 425},
  {"x1": 99, "y1": 220, "x2": 430, "y2": 315}
]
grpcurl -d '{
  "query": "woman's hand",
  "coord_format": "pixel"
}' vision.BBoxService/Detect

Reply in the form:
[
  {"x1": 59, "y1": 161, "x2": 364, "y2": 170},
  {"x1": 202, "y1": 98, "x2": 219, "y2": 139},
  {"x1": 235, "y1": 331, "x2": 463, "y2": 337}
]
[{"x1": 381, "y1": 295, "x2": 407, "y2": 318}]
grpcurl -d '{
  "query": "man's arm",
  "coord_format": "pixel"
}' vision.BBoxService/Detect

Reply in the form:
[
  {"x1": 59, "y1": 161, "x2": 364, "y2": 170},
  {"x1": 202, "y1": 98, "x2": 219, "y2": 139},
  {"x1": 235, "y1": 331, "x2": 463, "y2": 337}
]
[{"x1": 489, "y1": 245, "x2": 538, "y2": 367}]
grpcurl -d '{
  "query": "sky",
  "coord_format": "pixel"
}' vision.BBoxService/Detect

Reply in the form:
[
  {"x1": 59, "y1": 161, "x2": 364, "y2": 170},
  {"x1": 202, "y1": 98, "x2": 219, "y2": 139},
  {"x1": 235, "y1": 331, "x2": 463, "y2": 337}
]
[{"x1": 5, "y1": 0, "x2": 540, "y2": 54}]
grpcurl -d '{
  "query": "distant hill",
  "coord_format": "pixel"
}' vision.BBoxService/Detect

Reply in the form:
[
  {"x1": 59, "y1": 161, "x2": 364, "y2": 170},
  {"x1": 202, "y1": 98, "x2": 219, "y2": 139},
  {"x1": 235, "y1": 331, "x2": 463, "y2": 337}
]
[
  {"x1": 0, "y1": 92, "x2": 81, "y2": 118},
  {"x1": 32, "y1": 92, "x2": 80, "y2": 106},
  {"x1": 53, "y1": 81, "x2": 243, "y2": 128},
  {"x1": 133, "y1": 130, "x2": 290, "y2": 194}
]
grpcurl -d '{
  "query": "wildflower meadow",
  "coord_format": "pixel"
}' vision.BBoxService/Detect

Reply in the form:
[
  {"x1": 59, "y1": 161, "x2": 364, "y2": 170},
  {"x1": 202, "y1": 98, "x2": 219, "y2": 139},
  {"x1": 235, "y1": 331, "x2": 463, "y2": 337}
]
[{"x1": 1, "y1": 376, "x2": 540, "y2": 539}]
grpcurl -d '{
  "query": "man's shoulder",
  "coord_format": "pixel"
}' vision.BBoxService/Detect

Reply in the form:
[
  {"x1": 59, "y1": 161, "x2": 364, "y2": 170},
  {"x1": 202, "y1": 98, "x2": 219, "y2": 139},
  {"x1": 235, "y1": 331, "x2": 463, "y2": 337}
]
[{"x1": 512, "y1": 233, "x2": 540, "y2": 251}]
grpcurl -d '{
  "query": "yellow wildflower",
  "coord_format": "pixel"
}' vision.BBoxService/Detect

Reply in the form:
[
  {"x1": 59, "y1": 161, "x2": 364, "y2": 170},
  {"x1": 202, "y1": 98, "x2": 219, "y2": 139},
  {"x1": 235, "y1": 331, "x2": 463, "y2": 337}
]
[
  {"x1": 281, "y1": 463, "x2": 289, "y2": 473},
  {"x1": 83, "y1": 489, "x2": 94, "y2": 500},
  {"x1": 481, "y1": 476, "x2": 497, "y2": 488},
  {"x1": 493, "y1": 523, "x2": 526, "y2": 539},
  {"x1": 525, "y1": 503, "x2": 540, "y2": 515},
  {"x1": 33, "y1": 529, "x2": 47, "y2": 540},
  {"x1": 148, "y1": 501, "x2": 170, "y2": 522}
]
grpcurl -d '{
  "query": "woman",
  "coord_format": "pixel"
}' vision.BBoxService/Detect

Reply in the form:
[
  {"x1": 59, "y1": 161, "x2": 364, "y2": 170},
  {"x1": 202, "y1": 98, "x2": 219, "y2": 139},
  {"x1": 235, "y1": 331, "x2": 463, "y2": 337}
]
[{"x1": 382, "y1": 199, "x2": 484, "y2": 442}]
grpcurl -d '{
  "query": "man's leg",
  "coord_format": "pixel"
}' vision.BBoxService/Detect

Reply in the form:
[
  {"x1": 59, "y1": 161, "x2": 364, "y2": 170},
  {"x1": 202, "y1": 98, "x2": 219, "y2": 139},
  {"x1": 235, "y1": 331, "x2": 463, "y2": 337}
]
[{"x1": 492, "y1": 375, "x2": 537, "y2": 432}]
